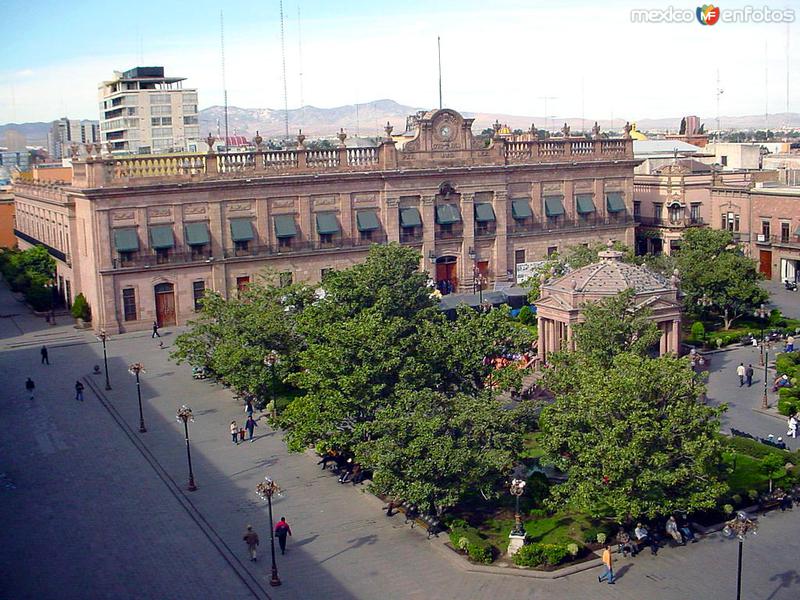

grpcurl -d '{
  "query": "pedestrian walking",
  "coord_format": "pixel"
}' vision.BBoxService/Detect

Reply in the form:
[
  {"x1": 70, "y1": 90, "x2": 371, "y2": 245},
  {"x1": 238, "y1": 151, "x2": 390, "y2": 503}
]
[
  {"x1": 151, "y1": 321, "x2": 160, "y2": 338},
  {"x1": 274, "y1": 517, "x2": 292, "y2": 555},
  {"x1": 25, "y1": 377, "x2": 35, "y2": 400},
  {"x1": 244, "y1": 400, "x2": 254, "y2": 418},
  {"x1": 75, "y1": 380, "x2": 84, "y2": 401},
  {"x1": 787, "y1": 415, "x2": 798, "y2": 439},
  {"x1": 40, "y1": 345, "x2": 49, "y2": 365},
  {"x1": 230, "y1": 421, "x2": 239, "y2": 444},
  {"x1": 243, "y1": 525, "x2": 259, "y2": 561},
  {"x1": 597, "y1": 544, "x2": 614, "y2": 584},
  {"x1": 787, "y1": 335, "x2": 795, "y2": 353},
  {"x1": 245, "y1": 416, "x2": 258, "y2": 441},
  {"x1": 736, "y1": 363, "x2": 745, "y2": 387},
  {"x1": 745, "y1": 364, "x2": 754, "y2": 387},
  {"x1": 238, "y1": 426, "x2": 246, "y2": 442}
]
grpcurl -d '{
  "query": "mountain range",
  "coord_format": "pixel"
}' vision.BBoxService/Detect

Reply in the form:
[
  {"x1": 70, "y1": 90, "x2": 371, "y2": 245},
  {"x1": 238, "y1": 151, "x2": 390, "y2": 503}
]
[{"x1": 2, "y1": 99, "x2": 799, "y2": 148}]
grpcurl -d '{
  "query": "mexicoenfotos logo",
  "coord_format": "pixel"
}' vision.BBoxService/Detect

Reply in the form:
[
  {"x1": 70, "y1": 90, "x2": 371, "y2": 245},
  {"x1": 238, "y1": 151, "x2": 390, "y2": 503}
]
[
  {"x1": 696, "y1": 4, "x2": 721, "y2": 25},
  {"x1": 630, "y1": 5, "x2": 796, "y2": 23}
]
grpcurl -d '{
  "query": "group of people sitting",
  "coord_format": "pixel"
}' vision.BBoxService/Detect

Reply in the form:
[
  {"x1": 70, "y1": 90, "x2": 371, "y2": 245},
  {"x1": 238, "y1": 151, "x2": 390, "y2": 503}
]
[
  {"x1": 773, "y1": 374, "x2": 793, "y2": 392},
  {"x1": 317, "y1": 449, "x2": 368, "y2": 485},
  {"x1": 617, "y1": 516, "x2": 696, "y2": 558}
]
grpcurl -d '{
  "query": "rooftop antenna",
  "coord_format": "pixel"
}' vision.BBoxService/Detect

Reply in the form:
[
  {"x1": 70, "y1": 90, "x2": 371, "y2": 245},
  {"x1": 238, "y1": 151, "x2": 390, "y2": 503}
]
[
  {"x1": 786, "y1": 23, "x2": 791, "y2": 130},
  {"x1": 765, "y1": 40, "x2": 769, "y2": 132},
  {"x1": 279, "y1": 0, "x2": 290, "y2": 139},
  {"x1": 220, "y1": 10, "x2": 229, "y2": 150},
  {"x1": 580, "y1": 77, "x2": 585, "y2": 134},
  {"x1": 715, "y1": 69, "x2": 724, "y2": 139},
  {"x1": 437, "y1": 36, "x2": 443, "y2": 109},
  {"x1": 538, "y1": 96, "x2": 556, "y2": 131},
  {"x1": 297, "y1": 4, "x2": 305, "y2": 128}
]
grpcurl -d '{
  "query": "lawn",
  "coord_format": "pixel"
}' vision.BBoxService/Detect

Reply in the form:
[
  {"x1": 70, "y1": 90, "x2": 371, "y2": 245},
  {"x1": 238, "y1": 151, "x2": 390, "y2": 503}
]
[{"x1": 481, "y1": 512, "x2": 597, "y2": 552}]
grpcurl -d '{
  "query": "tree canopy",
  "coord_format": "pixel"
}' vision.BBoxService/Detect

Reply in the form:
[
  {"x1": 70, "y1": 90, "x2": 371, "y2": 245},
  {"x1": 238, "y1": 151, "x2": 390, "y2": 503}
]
[{"x1": 674, "y1": 228, "x2": 767, "y2": 329}]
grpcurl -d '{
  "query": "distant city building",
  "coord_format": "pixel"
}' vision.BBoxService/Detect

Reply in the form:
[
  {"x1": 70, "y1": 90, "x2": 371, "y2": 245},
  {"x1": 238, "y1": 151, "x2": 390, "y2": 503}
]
[
  {"x1": 0, "y1": 184, "x2": 15, "y2": 248},
  {"x1": 98, "y1": 66, "x2": 200, "y2": 155},
  {"x1": 0, "y1": 149, "x2": 30, "y2": 172},
  {"x1": 14, "y1": 108, "x2": 637, "y2": 333},
  {"x1": 665, "y1": 115, "x2": 709, "y2": 148},
  {"x1": 47, "y1": 118, "x2": 100, "y2": 159},
  {"x1": 705, "y1": 143, "x2": 762, "y2": 170}
]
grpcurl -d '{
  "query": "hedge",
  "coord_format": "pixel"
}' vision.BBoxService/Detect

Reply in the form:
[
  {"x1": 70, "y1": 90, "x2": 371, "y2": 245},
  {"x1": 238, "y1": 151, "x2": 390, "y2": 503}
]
[
  {"x1": 720, "y1": 434, "x2": 798, "y2": 462},
  {"x1": 512, "y1": 543, "x2": 570, "y2": 567},
  {"x1": 449, "y1": 526, "x2": 494, "y2": 564}
]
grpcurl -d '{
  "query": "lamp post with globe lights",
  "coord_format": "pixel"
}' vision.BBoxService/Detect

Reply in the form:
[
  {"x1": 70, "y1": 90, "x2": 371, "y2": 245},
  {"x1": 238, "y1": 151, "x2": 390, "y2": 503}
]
[
  {"x1": 699, "y1": 294, "x2": 712, "y2": 346},
  {"x1": 722, "y1": 511, "x2": 758, "y2": 600},
  {"x1": 755, "y1": 303, "x2": 768, "y2": 365},
  {"x1": 176, "y1": 405, "x2": 197, "y2": 491},
  {"x1": 762, "y1": 338, "x2": 773, "y2": 409},
  {"x1": 264, "y1": 350, "x2": 280, "y2": 418},
  {"x1": 96, "y1": 329, "x2": 112, "y2": 390},
  {"x1": 256, "y1": 476, "x2": 283, "y2": 587},
  {"x1": 128, "y1": 363, "x2": 147, "y2": 433},
  {"x1": 510, "y1": 477, "x2": 526, "y2": 536}
]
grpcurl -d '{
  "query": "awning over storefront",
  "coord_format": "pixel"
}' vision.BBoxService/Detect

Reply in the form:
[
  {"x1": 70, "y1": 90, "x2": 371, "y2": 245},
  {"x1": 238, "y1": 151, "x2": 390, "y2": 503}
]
[
  {"x1": 316, "y1": 212, "x2": 340, "y2": 235},
  {"x1": 356, "y1": 210, "x2": 380, "y2": 232},
  {"x1": 113, "y1": 228, "x2": 139, "y2": 252},
  {"x1": 274, "y1": 215, "x2": 297, "y2": 238},
  {"x1": 230, "y1": 219, "x2": 255, "y2": 242},
  {"x1": 400, "y1": 207, "x2": 422, "y2": 228},
  {"x1": 474, "y1": 203, "x2": 496, "y2": 223},
  {"x1": 184, "y1": 222, "x2": 210, "y2": 246},
  {"x1": 544, "y1": 195, "x2": 565, "y2": 217},
  {"x1": 575, "y1": 194, "x2": 596, "y2": 214},
  {"x1": 149, "y1": 225, "x2": 175, "y2": 249}
]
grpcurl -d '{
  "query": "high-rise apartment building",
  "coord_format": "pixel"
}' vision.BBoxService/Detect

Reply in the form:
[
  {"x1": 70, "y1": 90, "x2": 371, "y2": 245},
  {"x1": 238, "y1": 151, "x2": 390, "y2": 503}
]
[
  {"x1": 98, "y1": 67, "x2": 200, "y2": 155},
  {"x1": 47, "y1": 118, "x2": 100, "y2": 159}
]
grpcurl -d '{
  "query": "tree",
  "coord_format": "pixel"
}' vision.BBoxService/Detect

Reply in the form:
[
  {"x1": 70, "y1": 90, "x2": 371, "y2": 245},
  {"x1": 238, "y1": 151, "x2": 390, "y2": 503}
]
[
  {"x1": 679, "y1": 117, "x2": 687, "y2": 135},
  {"x1": 760, "y1": 453, "x2": 785, "y2": 493},
  {"x1": 675, "y1": 228, "x2": 768, "y2": 329},
  {"x1": 359, "y1": 389, "x2": 528, "y2": 515},
  {"x1": 539, "y1": 352, "x2": 727, "y2": 522},
  {"x1": 71, "y1": 293, "x2": 91, "y2": 321},
  {"x1": 570, "y1": 290, "x2": 661, "y2": 368}
]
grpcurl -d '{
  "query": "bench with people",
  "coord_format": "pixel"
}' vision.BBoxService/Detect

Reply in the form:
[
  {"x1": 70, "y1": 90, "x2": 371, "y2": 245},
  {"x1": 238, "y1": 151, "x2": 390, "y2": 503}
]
[
  {"x1": 730, "y1": 427, "x2": 788, "y2": 450},
  {"x1": 618, "y1": 516, "x2": 696, "y2": 558}
]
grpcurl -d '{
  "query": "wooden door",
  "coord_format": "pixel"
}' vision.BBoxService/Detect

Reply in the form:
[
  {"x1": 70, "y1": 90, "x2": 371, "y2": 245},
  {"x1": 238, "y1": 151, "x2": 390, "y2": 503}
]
[
  {"x1": 154, "y1": 283, "x2": 176, "y2": 327},
  {"x1": 759, "y1": 250, "x2": 772, "y2": 279}
]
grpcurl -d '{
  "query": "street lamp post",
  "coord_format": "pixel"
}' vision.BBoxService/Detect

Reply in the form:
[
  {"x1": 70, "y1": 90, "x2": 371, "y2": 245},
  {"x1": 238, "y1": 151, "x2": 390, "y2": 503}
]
[
  {"x1": 699, "y1": 294, "x2": 712, "y2": 347},
  {"x1": 722, "y1": 511, "x2": 758, "y2": 600},
  {"x1": 510, "y1": 477, "x2": 526, "y2": 536},
  {"x1": 762, "y1": 339, "x2": 772, "y2": 409},
  {"x1": 96, "y1": 329, "x2": 112, "y2": 390},
  {"x1": 176, "y1": 405, "x2": 197, "y2": 491},
  {"x1": 128, "y1": 363, "x2": 147, "y2": 433},
  {"x1": 264, "y1": 350, "x2": 280, "y2": 418},
  {"x1": 256, "y1": 476, "x2": 283, "y2": 587},
  {"x1": 755, "y1": 304, "x2": 768, "y2": 366}
]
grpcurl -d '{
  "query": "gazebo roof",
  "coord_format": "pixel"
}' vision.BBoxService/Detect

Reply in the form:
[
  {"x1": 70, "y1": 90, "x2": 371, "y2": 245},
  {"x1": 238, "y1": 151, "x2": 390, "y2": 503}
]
[{"x1": 545, "y1": 248, "x2": 673, "y2": 296}]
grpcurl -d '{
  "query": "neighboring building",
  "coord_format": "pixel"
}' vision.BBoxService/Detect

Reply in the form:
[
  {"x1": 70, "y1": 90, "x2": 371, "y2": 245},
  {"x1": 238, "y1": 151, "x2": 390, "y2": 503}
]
[
  {"x1": 710, "y1": 182, "x2": 800, "y2": 283},
  {"x1": 0, "y1": 184, "x2": 15, "y2": 248},
  {"x1": 13, "y1": 108, "x2": 639, "y2": 333},
  {"x1": 632, "y1": 140, "x2": 706, "y2": 175},
  {"x1": 705, "y1": 143, "x2": 762, "y2": 170},
  {"x1": 98, "y1": 66, "x2": 200, "y2": 155},
  {"x1": 32, "y1": 163, "x2": 73, "y2": 183},
  {"x1": 664, "y1": 115, "x2": 709, "y2": 148},
  {"x1": 762, "y1": 152, "x2": 800, "y2": 186},
  {"x1": 47, "y1": 118, "x2": 100, "y2": 159},
  {"x1": 0, "y1": 149, "x2": 30, "y2": 172}
]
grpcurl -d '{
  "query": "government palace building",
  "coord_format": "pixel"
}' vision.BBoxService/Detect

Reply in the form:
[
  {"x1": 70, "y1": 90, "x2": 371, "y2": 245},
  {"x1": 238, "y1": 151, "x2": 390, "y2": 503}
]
[{"x1": 13, "y1": 108, "x2": 638, "y2": 333}]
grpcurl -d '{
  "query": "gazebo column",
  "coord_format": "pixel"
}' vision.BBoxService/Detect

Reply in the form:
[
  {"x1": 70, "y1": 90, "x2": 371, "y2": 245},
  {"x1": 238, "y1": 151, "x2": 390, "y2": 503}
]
[
  {"x1": 566, "y1": 324, "x2": 574, "y2": 351},
  {"x1": 658, "y1": 322, "x2": 667, "y2": 355},
  {"x1": 670, "y1": 319, "x2": 681, "y2": 354},
  {"x1": 537, "y1": 316, "x2": 545, "y2": 360}
]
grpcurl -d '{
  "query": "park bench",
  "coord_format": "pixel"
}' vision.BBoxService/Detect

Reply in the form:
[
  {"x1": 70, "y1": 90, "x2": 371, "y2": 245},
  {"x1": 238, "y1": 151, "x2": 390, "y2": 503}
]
[
  {"x1": 730, "y1": 428, "x2": 787, "y2": 449},
  {"x1": 398, "y1": 502, "x2": 442, "y2": 539}
]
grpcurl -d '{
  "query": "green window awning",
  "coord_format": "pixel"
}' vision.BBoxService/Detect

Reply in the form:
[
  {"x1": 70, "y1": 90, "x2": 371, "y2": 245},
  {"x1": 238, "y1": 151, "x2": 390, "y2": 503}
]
[
  {"x1": 149, "y1": 225, "x2": 175, "y2": 249},
  {"x1": 576, "y1": 194, "x2": 596, "y2": 214},
  {"x1": 474, "y1": 203, "x2": 496, "y2": 223},
  {"x1": 511, "y1": 199, "x2": 532, "y2": 220},
  {"x1": 795, "y1": 224, "x2": 800, "y2": 236},
  {"x1": 230, "y1": 219, "x2": 254, "y2": 242},
  {"x1": 113, "y1": 228, "x2": 139, "y2": 252},
  {"x1": 400, "y1": 207, "x2": 422, "y2": 228},
  {"x1": 606, "y1": 192, "x2": 626, "y2": 213},
  {"x1": 273, "y1": 215, "x2": 297, "y2": 238},
  {"x1": 435, "y1": 203, "x2": 461, "y2": 225},
  {"x1": 316, "y1": 212, "x2": 340, "y2": 235},
  {"x1": 544, "y1": 195, "x2": 565, "y2": 217},
  {"x1": 184, "y1": 222, "x2": 210, "y2": 246},
  {"x1": 356, "y1": 210, "x2": 380, "y2": 232}
]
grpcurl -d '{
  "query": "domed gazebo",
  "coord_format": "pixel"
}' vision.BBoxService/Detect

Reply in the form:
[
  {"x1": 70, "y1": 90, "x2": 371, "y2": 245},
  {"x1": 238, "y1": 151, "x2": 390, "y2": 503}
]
[{"x1": 534, "y1": 244, "x2": 682, "y2": 361}]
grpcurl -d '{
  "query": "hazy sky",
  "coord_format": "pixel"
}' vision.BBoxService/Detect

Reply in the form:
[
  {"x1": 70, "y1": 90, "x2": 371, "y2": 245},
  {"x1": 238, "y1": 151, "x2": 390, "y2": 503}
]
[{"x1": 1, "y1": 0, "x2": 798, "y2": 124}]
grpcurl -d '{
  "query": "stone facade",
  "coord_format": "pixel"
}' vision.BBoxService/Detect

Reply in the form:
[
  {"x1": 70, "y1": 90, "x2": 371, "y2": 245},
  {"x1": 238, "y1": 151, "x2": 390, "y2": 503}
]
[{"x1": 13, "y1": 109, "x2": 639, "y2": 333}]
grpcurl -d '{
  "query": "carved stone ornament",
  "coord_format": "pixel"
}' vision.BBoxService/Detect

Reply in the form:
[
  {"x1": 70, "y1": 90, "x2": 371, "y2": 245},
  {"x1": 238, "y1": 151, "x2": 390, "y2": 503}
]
[
  {"x1": 112, "y1": 211, "x2": 136, "y2": 221},
  {"x1": 206, "y1": 133, "x2": 216, "y2": 151},
  {"x1": 228, "y1": 202, "x2": 253, "y2": 212},
  {"x1": 313, "y1": 196, "x2": 336, "y2": 207},
  {"x1": 149, "y1": 207, "x2": 171, "y2": 217},
  {"x1": 592, "y1": 121, "x2": 602, "y2": 139},
  {"x1": 384, "y1": 121, "x2": 394, "y2": 140},
  {"x1": 561, "y1": 123, "x2": 570, "y2": 137},
  {"x1": 271, "y1": 198, "x2": 296, "y2": 209},
  {"x1": 254, "y1": 130, "x2": 263, "y2": 148},
  {"x1": 184, "y1": 205, "x2": 207, "y2": 215},
  {"x1": 337, "y1": 128, "x2": 347, "y2": 147},
  {"x1": 623, "y1": 122, "x2": 632, "y2": 139},
  {"x1": 297, "y1": 129, "x2": 306, "y2": 148}
]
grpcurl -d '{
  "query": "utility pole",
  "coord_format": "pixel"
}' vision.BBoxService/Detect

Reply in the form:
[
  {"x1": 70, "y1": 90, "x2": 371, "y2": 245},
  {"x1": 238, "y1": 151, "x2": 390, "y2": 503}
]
[
  {"x1": 437, "y1": 36, "x2": 443, "y2": 110},
  {"x1": 538, "y1": 96, "x2": 556, "y2": 132},
  {"x1": 220, "y1": 11, "x2": 229, "y2": 150},
  {"x1": 279, "y1": 0, "x2": 290, "y2": 139},
  {"x1": 716, "y1": 69, "x2": 724, "y2": 140}
]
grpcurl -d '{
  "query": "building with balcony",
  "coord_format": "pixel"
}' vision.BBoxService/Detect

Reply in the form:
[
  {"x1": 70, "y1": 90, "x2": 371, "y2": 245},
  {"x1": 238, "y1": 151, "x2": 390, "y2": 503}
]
[
  {"x1": 13, "y1": 108, "x2": 638, "y2": 333},
  {"x1": 98, "y1": 66, "x2": 199, "y2": 155},
  {"x1": 47, "y1": 118, "x2": 100, "y2": 160},
  {"x1": 0, "y1": 184, "x2": 15, "y2": 248},
  {"x1": 710, "y1": 182, "x2": 800, "y2": 283}
]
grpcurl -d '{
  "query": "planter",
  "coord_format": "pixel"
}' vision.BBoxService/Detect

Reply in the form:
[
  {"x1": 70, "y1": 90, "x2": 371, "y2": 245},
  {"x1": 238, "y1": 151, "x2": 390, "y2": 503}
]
[{"x1": 74, "y1": 318, "x2": 91, "y2": 330}]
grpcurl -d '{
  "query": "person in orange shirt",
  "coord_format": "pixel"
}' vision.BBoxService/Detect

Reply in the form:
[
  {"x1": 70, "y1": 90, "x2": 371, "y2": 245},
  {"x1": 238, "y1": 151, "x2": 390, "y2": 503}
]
[{"x1": 598, "y1": 544, "x2": 615, "y2": 584}]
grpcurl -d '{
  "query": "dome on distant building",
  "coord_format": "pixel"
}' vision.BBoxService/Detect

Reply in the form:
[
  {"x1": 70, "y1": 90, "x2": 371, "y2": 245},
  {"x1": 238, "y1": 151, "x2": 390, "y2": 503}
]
[{"x1": 547, "y1": 247, "x2": 672, "y2": 296}]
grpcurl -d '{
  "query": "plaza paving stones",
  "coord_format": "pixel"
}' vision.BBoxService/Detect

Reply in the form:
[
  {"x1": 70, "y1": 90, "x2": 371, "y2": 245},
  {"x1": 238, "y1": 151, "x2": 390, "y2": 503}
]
[{"x1": 1, "y1": 279, "x2": 800, "y2": 599}]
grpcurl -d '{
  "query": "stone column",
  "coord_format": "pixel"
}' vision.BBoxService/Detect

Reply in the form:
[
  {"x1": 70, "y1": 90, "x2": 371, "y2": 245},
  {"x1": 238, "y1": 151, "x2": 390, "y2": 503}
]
[
  {"x1": 298, "y1": 195, "x2": 312, "y2": 245},
  {"x1": 537, "y1": 316, "x2": 545, "y2": 360},
  {"x1": 208, "y1": 200, "x2": 224, "y2": 258},
  {"x1": 671, "y1": 319, "x2": 681, "y2": 354},
  {"x1": 210, "y1": 203, "x2": 228, "y2": 299},
  {"x1": 461, "y1": 192, "x2": 475, "y2": 291},
  {"x1": 563, "y1": 179, "x2": 574, "y2": 221},
  {"x1": 595, "y1": 178, "x2": 606, "y2": 219},
  {"x1": 386, "y1": 196, "x2": 400, "y2": 243},
  {"x1": 494, "y1": 190, "x2": 509, "y2": 282},
  {"x1": 340, "y1": 193, "x2": 354, "y2": 240},
  {"x1": 421, "y1": 194, "x2": 436, "y2": 272},
  {"x1": 567, "y1": 323, "x2": 574, "y2": 351},
  {"x1": 659, "y1": 322, "x2": 668, "y2": 355}
]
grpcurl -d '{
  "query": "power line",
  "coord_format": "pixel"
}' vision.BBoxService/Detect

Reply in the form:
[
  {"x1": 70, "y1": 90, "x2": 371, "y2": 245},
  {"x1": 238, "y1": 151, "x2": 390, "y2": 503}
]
[
  {"x1": 279, "y1": 0, "x2": 289, "y2": 139},
  {"x1": 297, "y1": 4, "x2": 304, "y2": 128},
  {"x1": 220, "y1": 10, "x2": 229, "y2": 150},
  {"x1": 437, "y1": 36, "x2": 443, "y2": 110}
]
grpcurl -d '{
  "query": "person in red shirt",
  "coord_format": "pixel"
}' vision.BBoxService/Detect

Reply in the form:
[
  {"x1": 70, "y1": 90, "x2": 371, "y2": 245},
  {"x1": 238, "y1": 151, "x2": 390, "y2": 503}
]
[{"x1": 274, "y1": 517, "x2": 292, "y2": 555}]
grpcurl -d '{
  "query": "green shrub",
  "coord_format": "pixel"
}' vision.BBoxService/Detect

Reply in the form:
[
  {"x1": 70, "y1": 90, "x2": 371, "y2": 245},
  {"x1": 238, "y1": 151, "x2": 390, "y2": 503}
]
[
  {"x1": 525, "y1": 471, "x2": 551, "y2": 504},
  {"x1": 720, "y1": 435, "x2": 793, "y2": 461},
  {"x1": 449, "y1": 526, "x2": 494, "y2": 564},
  {"x1": 25, "y1": 283, "x2": 52, "y2": 311},
  {"x1": 518, "y1": 305, "x2": 536, "y2": 325},
  {"x1": 528, "y1": 508, "x2": 547, "y2": 519},
  {"x1": 690, "y1": 322, "x2": 706, "y2": 342},
  {"x1": 467, "y1": 543, "x2": 493, "y2": 564},
  {"x1": 71, "y1": 293, "x2": 91, "y2": 321},
  {"x1": 582, "y1": 523, "x2": 615, "y2": 544},
  {"x1": 566, "y1": 542, "x2": 579, "y2": 557},
  {"x1": 747, "y1": 489, "x2": 759, "y2": 501},
  {"x1": 512, "y1": 543, "x2": 570, "y2": 567},
  {"x1": 777, "y1": 390, "x2": 800, "y2": 416},
  {"x1": 731, "y1": 494, "x2": 743, "y2": 505}
]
